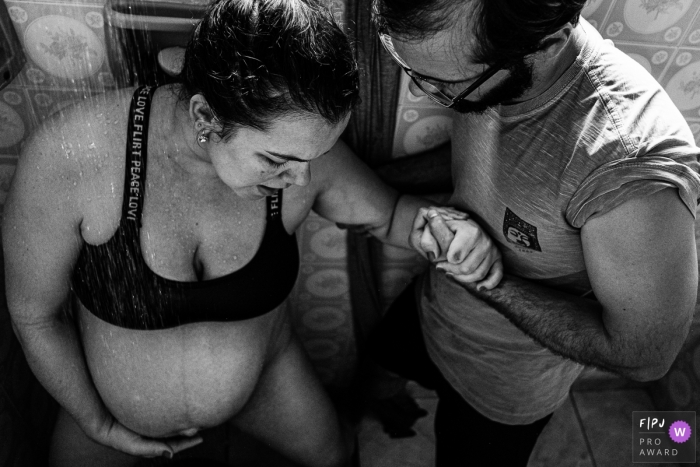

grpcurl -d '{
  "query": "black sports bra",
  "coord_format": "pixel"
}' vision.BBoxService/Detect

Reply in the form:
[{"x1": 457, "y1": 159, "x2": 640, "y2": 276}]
[{"x1": 71, "y1": 86, "x2": 300, "y2": 330}]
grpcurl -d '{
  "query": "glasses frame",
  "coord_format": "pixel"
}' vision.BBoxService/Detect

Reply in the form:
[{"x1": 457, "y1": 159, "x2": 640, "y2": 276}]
[{"x1": 378, "y1": 28, "x2": 506, "y2": 109}]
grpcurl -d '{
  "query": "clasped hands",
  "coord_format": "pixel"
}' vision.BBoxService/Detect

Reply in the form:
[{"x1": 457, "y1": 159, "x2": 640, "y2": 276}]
[{"x1": 410, "y1": 207, "x2": 503, "y2": 290}]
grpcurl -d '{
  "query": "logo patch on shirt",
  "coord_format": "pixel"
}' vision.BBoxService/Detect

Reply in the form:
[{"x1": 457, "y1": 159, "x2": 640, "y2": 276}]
[{"x1": 503, "y1": 208, "x2": 541, "y2": 252}]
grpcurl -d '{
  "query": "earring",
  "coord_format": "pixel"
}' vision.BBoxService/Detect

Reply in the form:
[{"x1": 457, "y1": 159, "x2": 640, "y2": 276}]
[{"x1": 197, "y1": 131, "x2": 208, "y2": 144}]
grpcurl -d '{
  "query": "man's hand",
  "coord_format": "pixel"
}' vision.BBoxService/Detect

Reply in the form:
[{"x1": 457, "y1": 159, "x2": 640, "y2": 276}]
[
  {"x1": 436, "y1": 218, "x2": 503, "y2": 290},
  {"x1": 410, "y1": 207, "x2": 503, "y2": 290},
  {"x1": 409, "y1": 206, "x2": 465, "y2": 261}
]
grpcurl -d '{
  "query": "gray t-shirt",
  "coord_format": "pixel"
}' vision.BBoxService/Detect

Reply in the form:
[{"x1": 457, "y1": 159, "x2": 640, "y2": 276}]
[{"x1": 419, "y1": 20, "x2": 700, "y2": 425}]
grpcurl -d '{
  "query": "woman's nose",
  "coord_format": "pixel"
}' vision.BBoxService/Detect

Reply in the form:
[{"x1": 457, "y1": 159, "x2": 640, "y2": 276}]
[{"x1": 284, "y1": 162, "x2": 311, "y2": 187}]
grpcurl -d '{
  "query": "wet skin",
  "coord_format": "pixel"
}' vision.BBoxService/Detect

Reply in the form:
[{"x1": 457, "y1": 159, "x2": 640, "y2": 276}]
[
  {"x1": 71, "y1": 87, "x2": 345, "y2": 438},
  {"x1": 78, "y1": 298, "x2": 285, "y2": 437}
]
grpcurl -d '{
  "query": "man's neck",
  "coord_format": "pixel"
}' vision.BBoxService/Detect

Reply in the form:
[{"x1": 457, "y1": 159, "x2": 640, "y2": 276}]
[{"x1": 517, "y1": 22, "x2": 587, "y2": 103}]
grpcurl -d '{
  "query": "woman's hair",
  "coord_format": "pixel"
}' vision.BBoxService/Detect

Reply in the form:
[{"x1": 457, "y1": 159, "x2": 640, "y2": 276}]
[
  {"x1": 179, "y1": 0, "x2": 359, "y2": 137},
  {"x1": 374, "y1": 0, "x2": 587, "y2": 65}
]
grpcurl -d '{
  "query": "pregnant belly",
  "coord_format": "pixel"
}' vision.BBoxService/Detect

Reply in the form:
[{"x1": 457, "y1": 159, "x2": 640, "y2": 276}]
[{"x1": 78, "y1": 304, "x2": 283, "y2": 437}]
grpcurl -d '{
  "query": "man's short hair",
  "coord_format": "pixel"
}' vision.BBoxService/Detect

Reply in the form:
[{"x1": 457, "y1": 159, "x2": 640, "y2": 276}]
[{"x1": 374, "y1": 0, "x2": 588, "y2": 65}]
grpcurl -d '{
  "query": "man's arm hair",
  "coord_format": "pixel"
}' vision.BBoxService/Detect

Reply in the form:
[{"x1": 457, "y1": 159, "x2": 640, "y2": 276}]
[
  {"x1": 445, "y1": 189, "x2": 697, "y2": 381},
  {"x1": 461, "y1": 274, "x2": 681, "y2": 379}
]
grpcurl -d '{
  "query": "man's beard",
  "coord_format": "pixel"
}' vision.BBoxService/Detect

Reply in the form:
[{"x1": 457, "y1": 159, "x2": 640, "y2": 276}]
[{"x1": 452, "y1": 58, "x2": 533, "y2": 114}]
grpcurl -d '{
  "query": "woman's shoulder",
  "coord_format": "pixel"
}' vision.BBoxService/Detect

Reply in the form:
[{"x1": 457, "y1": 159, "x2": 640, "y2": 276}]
[
  {"x1": 10, "y1": 89, "x2": 138, "y2": 230},
  {"x1": 20, "y1": 88, "x2": 136, "y2": 182}
]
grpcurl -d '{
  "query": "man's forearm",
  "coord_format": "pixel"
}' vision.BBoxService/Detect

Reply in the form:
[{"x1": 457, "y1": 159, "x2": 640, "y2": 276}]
[{"x1": 459, "y1": 274, "x2": 671, "y2": 381}]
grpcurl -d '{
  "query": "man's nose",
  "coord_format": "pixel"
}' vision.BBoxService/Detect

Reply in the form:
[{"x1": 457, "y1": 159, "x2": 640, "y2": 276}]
[{"x1": 408, "y1": 79, "x2": 426, "y2": 98}]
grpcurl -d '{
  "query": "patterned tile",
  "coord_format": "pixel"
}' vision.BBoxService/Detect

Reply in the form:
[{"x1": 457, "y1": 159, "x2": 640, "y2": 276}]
[
  {"x1": 391, "y1": 106, "x2": 454, "y2": 158},
  {"x1": 8, "y1": 0, "x2": 105, "y2": 5},
  {"x1": 681, "y1": 5, "x2": 700, "y2": 47},
  {"x1": 6, "y1": 1, "x2": 115, "y2": 91},
  {"x1": 582, "y1": 0, "x2": 617, "y2": 31},
  {"x1": 685, "y1": 118, "x2": 700, "y2": 145},
  {"x1": 24, "y1": 84, "x2": 98, "y2": 122},
  {"x1": 659, "y1": 47, "x2": 700, "y2": 120},
  {"x1": 598, "y1": 0, "x2": 700, "y2": 46},
  {"x1": 3, "y1": 61, "x2": 25, "y2": 87},
  {"x1": 391, "y1": 73, "x2": 455, "y2": 158},
  {"x1": 572, "y1": 388, "x2": 658, "y2": 467},
  {"x1": 287, "y1": 211, "x2": 357, "y2": 386},
  {"x1": 394, "y1": 73, "x2": 446, "y2": 110},
  {"x1": 614, "y1": 42, "x2": 677, "y2": 81},
  {"x1": 0, "y1": 85, "x2": 33, "y2": 154}
]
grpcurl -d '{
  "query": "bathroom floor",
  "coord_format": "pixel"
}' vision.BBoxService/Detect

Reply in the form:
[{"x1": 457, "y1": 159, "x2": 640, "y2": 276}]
[
  {"x1": 358, "y1": 371, "x2": 694, "y2": 467},
  {"x1": 154, "y1": 368, "x2": 694, "y2": 467},
  {"x1": 359, "y1": 381, "x2": 654, "y2": 467}
]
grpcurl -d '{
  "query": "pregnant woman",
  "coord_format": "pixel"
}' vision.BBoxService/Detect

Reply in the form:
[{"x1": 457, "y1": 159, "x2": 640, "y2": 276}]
[{"x1": 3, "y1": 0, "x2": 502, "y2": 466}]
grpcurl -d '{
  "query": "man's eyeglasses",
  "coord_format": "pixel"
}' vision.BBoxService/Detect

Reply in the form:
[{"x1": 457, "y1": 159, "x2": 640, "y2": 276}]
[{"x1": 377, "y1": 27, "x2": 506, "y2": 109}]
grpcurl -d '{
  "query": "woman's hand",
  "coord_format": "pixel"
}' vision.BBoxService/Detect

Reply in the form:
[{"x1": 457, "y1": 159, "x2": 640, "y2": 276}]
[
  {"x1": 410, "y1": 207, "x2": 503, "y2": 290},
  {"x1": 87, "y1": 413, "x2": 203, "y2": 459},
  {"x1": 409, "y1": 206, "x2": 468, "y2": 261}
]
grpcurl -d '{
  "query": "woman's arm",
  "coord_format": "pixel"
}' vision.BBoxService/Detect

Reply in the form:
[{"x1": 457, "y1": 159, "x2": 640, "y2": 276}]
[
  {"x1": 309, "y1": 140, "x2": 502, "y2": 288},
  {"x1": 309, "y1": 140, "x2": 442, "y2": 247},
  {"x1": 2, "y1": 120, "x2": 196, "y2": 458}
]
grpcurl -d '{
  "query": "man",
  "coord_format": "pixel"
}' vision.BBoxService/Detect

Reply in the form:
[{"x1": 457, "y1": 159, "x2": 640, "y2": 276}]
[{"x1": 369, "y1": 0, "x2": 700, "y2": 465}]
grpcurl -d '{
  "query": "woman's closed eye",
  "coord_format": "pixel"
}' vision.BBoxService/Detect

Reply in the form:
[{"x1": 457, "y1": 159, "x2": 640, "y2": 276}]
[{"x1": 264, "y1": 157, "x2": 290, "y2": 169}]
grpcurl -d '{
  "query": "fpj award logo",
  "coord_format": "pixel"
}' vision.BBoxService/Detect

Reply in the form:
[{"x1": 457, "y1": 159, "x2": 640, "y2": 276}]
[{"x1": 633, "y1": 411, "x2": 696, "y2": 463}]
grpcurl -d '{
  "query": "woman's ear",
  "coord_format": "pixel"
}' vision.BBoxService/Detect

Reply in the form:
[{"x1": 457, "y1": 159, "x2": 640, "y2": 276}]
[
  {"x1": 189, "y1": 94, "x2": 215, "y2": 125},
  {"x1": 189, "y1": 94, "x2": 226, "y2": 137}
]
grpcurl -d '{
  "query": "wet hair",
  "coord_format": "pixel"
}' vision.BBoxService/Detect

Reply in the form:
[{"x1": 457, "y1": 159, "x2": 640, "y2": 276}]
[
  {"x1": 374, "y1": 0, "x2": 587, "y2": 65},
  {"x1": 179, "y1": 0, "x2": 359, "y2": 137}
]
